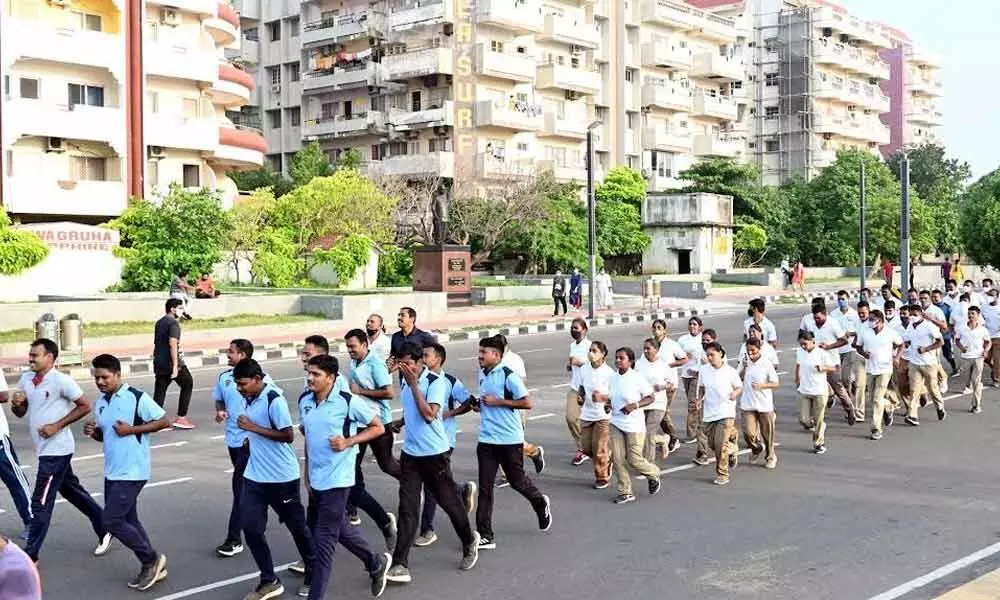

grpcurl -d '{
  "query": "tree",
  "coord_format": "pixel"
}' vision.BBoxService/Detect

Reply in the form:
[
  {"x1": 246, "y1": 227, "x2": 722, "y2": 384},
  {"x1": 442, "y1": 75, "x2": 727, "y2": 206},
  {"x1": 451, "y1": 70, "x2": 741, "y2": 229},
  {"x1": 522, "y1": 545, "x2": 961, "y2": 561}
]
[
  {"x1": 596, "y1": 199, "x2": 649, "y2": 257},
  {"x1": 373, "y1": 175, "x2": 442, "y2": 246},
  {"x1": 678, "y1": 159, "x2": 762, "y2": 217},
  {"x1": 110, "y1": 185, "x2": 230, "y2": 291},
  {"x1": 334, "y1": 148, "x2": 363, "y2": 171},
  {"x1": 960, "y1": 169, "x2": 1000, "y2": 268},
  {"x1": 225, "y1": 189, "x2": 274, "y2": 283},
  {"x1": 0, "y1": 208, "x2": 48, "y2": 275},
  {"x1": 496, "y1": 181, "x2": 589, "y2": 273},
  {"x1": 595, "y1": 166, "x2": 646, "y2": 208},
  {"x1": 887, "y1": 143, "x2": 971, "y2": 255},
  {"x1": 733, "y1": 221, "x2": 768, "y2": 267},
  {"x1": 229, "y1": 168, "x2": 293, "y2": 198},
  {"x1": 289, "y1": 141, "x2": 334, "y2": 187}
]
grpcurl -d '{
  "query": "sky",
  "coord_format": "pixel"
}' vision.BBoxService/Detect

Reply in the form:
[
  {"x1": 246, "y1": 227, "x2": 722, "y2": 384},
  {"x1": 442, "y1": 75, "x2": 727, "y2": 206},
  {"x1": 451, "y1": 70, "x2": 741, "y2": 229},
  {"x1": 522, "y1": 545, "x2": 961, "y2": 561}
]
[{"x1": 836, "y1": 0, "x2": 998, "y2": 180}]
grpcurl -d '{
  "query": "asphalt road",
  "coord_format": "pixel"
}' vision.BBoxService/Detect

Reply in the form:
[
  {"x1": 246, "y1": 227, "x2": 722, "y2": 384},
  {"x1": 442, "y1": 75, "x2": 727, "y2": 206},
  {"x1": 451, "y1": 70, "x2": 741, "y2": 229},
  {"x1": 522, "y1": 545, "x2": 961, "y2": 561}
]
[{"x1": 2, "y1": 305, "x2": 999, "y2": 600}]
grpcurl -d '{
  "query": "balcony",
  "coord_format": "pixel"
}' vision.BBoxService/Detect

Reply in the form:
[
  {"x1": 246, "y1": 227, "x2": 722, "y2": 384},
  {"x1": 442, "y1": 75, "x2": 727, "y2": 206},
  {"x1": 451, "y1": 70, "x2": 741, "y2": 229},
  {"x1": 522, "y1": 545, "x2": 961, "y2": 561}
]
[
  {"x1": 477, "y1": 154, "x2": 535, "y2": 179},
  {"x1": 302, "y1": 62, "x2": 385, "y2": 93},
  {"x1": 302, "y1": 11, "x2": 379, "y2": 48},
  {"x1": 689, "y1": 52, "x2": 742, "y2": 82},
  {"x1": 692, "y1": 134, "x2": 741, "y2": 158},
  {"x1": 371, "y1": 152, "x2": 455, "y2": 178},
  {"x1": 641, "y1": 83, "x2": 692, "y2": 111},
  {"x1": 642, "y1": 127, "x2": 692, "y2": 153},
  {"x1": 2, "y1": 99, "x2": 126, "y2": 154},
  {"x1": 813, "y1": 113, "x2": 847, "y2": 137},
  {"x1": 906, "y1": 105, "x2": 944, "y2": 127},
  {"x1": 476, "y1": 0, "x2": 544, "y2": 33},
  {"x1": 639, "y1": 0, "x2": 737, "y2": 42},
  {"x1": 4, "y1": 19, "x2": 125, "y2": 81},
  {"x1": 646, "y1": 172, "x2": 685, "y2": 192},
  {"x1": 907, "y1": 69, "x2": 943, "y2": 97},
  {"x1": 147, "y1": 0, "x2": 216, "y2": 15},
  {"x1": 691, "y1": 91, "x2": 737, "y2": 120},
  {"x1": 536, "y1": 160, "x2": 587, "y2": 183},
  {"x1": 813, "y1": 75, "x2": 845, "y2": 100},
  {"x1": 908, "y1": 47, "x2": 943, "y2": 68},
  {"x1": 476, "y1": 101, "x2": 543, "y2": 131},
  {"x1": 858, "y1": 83, "x2": 890, "y2": 112},
  {"x1": 211, "y1": 63, "x2": 256, "y2": 107},
  {"x1": 538, "y1": 14, "x2": 599, "y2": 49},
  {"x1": 145, "y1": 42, "x2": 218, "y2": 83},
  {"x1": 474, "y1": 45, "x2": 536, "y2": 82},
  {"x1": 857, "y1": 53, "x2": 890, "y2": 80},
  {"x1": 389, "y1": 101, "x2": 454, "y2": 131},
  {"x1": 389, "y1": 0, "x2": 449, "y2": 29},
  {"x1": 302, "y1": 112, "x2": 385, "y2": 139},
  {"x1": 535, "y1": 62, "x2": 601, "y2": 95},
  {"x1": 540, "y1": 112, "x2": 588, "y2": 139},
  {"x1": 205, "y1": 1, "x2": 239, "y2": 46},
  {"x1": 6, "y1": 176, "x2": 127, "y2": 217},
  {"x1": 383, "y1": 46, "x2": 454, "y2": 80},
  {"x1": 640, "y1": 40, "x2": 692, "y2": 70},
  {"x1": 215, "y1": 125, "x2": 266, "y2": 168},
  {"x1": 814, "y1": 6, "x2": 889, "y2": 48},
  {"x1": 147, "y1": 114, "x2": 218, "y2": 151}
]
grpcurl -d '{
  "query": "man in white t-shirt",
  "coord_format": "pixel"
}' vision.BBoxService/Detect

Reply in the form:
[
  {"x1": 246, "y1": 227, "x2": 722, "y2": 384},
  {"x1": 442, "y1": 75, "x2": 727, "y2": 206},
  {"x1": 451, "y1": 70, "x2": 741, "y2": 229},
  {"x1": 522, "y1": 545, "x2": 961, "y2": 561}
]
[
  {"x1": 795, "y1": 331, "x2": 839, "y2": 454},
  {"x1": 982, "y1": 289, "x2": 1000, "y2": 386},
  {"x1": 738, "y1": 339, "x2": 780, "y2": 469},
  {"x1": 954, "y1": 306, "x2": 992, "y2": 413},
  {"x1": 566, "y1": 318, "x2": 591, "y2": 465},
  {"x1": 903, "y1": 304, "x2": 945, "y2": 425},
  {"x1": 744, "y1": 298, "x2": 778, "y2": 346},
  {"x1": 831, "y1": 290, "x2": 861, "y2": 415},
  {"x1": 855, "y1": 310, "x2": 904, "y2": 439},
  {"x1": 803, "y1": 304, "x2": 858, "y2": 425},
  {"x1": 0, "y1": 375, "x2": 32, "y2": 537}
]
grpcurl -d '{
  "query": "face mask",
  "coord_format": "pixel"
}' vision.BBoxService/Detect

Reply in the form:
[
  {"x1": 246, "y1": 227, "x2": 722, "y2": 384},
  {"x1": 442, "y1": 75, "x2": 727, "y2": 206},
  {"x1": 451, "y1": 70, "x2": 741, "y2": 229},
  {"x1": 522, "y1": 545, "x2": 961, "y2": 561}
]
[
  {"x1": 837, "y1": 299, "x2": 848, "y2": 309},
  {"x1": 571, "y1": 330, "x2": 583, "y2": 341}
]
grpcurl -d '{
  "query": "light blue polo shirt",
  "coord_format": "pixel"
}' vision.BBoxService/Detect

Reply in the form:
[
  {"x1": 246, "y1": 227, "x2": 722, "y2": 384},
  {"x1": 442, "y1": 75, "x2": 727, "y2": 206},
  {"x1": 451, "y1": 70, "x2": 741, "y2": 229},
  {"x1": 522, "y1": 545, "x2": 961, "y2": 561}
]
[
  {"x1": 477, "y1": 366, "x2": 529, "y2": 445},
  {"x1": 400, "y1": 369, "x2": 450, "y2": 457},
  {"x1": 442, "y1": 373, "x2": 470, "y2": 449},
  {"x1": 214, "y1": 370, "x2": 274, "y2": 448},
  {"x1": 299, "y1": 389, "x2": 376, "y2": 491},
  {"x1": 243, "y1": 384, "x2": 299, "y2": 484},
  {"x1": 350, "y1": 352, "x2": 393, "y2": 424},
  {"x1": 93, "y1": 384, "x2": 165, "y2": 481}
]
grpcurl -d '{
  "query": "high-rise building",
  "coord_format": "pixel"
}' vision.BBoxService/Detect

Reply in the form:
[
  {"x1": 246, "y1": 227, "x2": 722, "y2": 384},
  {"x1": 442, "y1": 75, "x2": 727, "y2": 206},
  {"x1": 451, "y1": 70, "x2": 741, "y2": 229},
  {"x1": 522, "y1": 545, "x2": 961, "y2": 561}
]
[
  {"x1": 0, "y1": 0, "x2": 263, "y2": 223},
  {"x1": 878, "y1": 25, "x2": 943, "y2": 158}
]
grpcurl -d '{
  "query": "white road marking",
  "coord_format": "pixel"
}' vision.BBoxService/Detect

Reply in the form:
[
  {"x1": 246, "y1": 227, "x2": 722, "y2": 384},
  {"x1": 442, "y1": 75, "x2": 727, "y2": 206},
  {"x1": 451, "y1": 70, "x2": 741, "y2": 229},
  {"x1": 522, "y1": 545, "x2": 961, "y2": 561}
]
[
  {"x1": 634, "y1": 444, "x2": 785, "y2": 479},
  {"x1": 527, "y1": 412, "x2": 556, "y2": 421},
  {"x1": 153, "y1": 562, "x2": 297, "y2": 600},
  {"x1": 70, "y1": 441, "x2": 189, "y2": 463},
  {"x1": 55, "y1": 477, "x2": 192, "y2": 504},
  {"x1": 866, "y1": 541, "x2": 1000, "y2": 600}
]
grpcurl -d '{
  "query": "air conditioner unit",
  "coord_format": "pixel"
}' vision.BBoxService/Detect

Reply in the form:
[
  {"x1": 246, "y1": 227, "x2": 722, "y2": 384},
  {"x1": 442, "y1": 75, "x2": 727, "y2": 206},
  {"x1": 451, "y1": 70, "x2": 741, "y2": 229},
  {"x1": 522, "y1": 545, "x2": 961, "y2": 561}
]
[
  {"x1": 48, "y1": 0, "x2": 70, "y2": 7},
  {"x1": 847, "y1": 104, "x2": 857, "y2": 111},
  {"x1": 148, "y1": 145, "x2": 166, "y2": 159},
  {"x1": 570, "y1": 45, "x2": 583, "y2": 55},
  {"x1": 160, "y1": 8, "x2": 180, "y2": 26},
  {"x1": 565, "y1": 90, "x2": 581, "y2": 101},
  {"x1": 46, "y1": 137, "x2": 65, "y2": 152},
  {"x1": 433, "y1": 125, "x2": 448, "y2": 136},
  {"x1": 271, "y1": 83, "x2": 281, "y2": 93},
  {"x1": 403, "y1": 130, "x2": 419, "y2": 140}
]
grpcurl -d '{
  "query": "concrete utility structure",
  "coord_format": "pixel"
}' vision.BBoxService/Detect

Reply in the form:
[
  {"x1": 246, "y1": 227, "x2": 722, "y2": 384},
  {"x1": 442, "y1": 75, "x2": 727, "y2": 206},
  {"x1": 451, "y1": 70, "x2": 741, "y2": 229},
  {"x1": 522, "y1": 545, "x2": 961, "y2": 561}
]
[{"x1": 641, "y1": 191, "x2": 734, "y2": 274}]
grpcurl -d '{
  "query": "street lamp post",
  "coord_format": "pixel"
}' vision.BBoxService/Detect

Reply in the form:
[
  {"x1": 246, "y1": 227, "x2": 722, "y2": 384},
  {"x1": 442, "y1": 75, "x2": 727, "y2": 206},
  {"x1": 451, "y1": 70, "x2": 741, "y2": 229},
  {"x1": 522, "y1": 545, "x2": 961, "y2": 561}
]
[
  {"x1": 585, "y1": 120, "x2": 602, "y2": 321},
  {"x1": 859, "y1": 161, "x2": 866, "y2": 291},
  {"x1": 900, "y1": 154, "x2": 911, "y2": 294}
]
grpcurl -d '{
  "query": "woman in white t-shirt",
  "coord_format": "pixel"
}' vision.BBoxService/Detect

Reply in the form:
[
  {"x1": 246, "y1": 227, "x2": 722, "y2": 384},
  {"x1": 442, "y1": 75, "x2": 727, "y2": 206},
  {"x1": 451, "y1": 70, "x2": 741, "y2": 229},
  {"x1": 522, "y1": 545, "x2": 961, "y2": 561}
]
[
  {"x1": 697, "y1": 342, "x2": 743, "y2": 486},
  {"x1": 736, "y1": 323, "x2": 780, "y2": 372},
  {"x1": 677, "y1": 317, "x2": 706, "y2": 455},
  {"x1": 577, "y1": 341, "x2": 614, "y2": 489},
  {"x1": 796, "y1": 330, "x2": 839, "y2": 454},
  {"x1": 738, "y1": 339, "x2": 780, "y2": 469},
  {"x1": 608, "y1": 347, "x2": 662, "y2": 504},
  {"x1": 635, "y1": 338, "x2": 676, "y2": 461},
  {"x1": 651, "y1": 320, "x2": 687, "y2": 450}
]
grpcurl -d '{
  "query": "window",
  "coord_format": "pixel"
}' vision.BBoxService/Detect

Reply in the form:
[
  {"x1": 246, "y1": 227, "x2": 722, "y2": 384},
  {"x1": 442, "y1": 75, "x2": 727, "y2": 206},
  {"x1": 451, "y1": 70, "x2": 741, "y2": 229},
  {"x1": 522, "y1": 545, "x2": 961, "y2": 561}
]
[
  {"x1": 287, "y1": 62, "x2": 300, "y2": 82},
  {"x1": 764, "y1": 139, "x2": 779, "y2": 152},
  {"x1": 266, "y1": 109, "x2": 282, "y2": 129},
  {"x1": 625, "y1": 69, "x2": 634, "y2": 82},
  {"x1": 182, "y1": 164, "x2": 200, "y2": 187},
  {"x1": 287, "y1": 16, "x2": 299, "y2": 37},
  {"x1": 429, "y1": 138, "x2": 451, "y2": 152},
  {"x1": 765, "y1": 72, "x2": 778, "y2": 87},
  {"x1": 320, "y1": 102, "x2": 336, "y2": 120},
  {"x1": 68, "y1": 83, "x2": 105, "y2": 107},
  {"x1": 517, "y1": 142, "x2": 528, "y2": 152},
  {"x1": 764, "y1": 106, "x2": 779, "y2": 119},
  {"x1": 147, "y1": 160, "x2": 158, "y2": 187},
  {"x1": 764, "y1": 37, "x2": 778, "y2": 52},
  {"x1": 244, "y1": 27, "x2": 259, "y2": 41},
  {"x1": 182, "y1": 98, "x2": 200, "y2": 118},
  {"x1": 71, "y1": 156, "x2": 107, "y2": 181},
  {"x1": 147, "y1": 91, "x2": 159, "y2": 113},
  {"x1": 20, "y1": 78, "x2": 39, "y2": 99},
  {"x1": 627, "y1": 113, "x2": 636, "y2": 128},
  {"x1": 266, "y1": 66, "x2": 280, "y2": 85},
  {"x1": 490, "y1": 40, "x2": 504, "y2": 52},
  {"x1": 267, "y1": 20, "x2": 281, "y2": 41},
  {"x1": 267, "y1": 154, "x2": 282, "y2": 171},
  {"x1": 73, "y1": 11, "x2": 102, "y2": 31},
  {"x1": 286, "y1": 107, "x2": 301, "y2": 126}
]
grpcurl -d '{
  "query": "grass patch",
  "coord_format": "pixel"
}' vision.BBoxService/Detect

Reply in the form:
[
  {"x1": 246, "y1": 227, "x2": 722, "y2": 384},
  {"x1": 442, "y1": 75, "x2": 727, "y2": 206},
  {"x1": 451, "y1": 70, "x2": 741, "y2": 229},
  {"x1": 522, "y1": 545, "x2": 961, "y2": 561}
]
[
  {"x1": 0, "y1": 313, "x2": 328, "y2": 345},
  {"x1": 710, "y1": 281, "x2": 763, "y2": 288},
  {"x1": 473, "y1": 277, "x2": 536, "y2": 287},
  {"x1": 485, "y1": 298, "x2": 554, "y2": 307},
  {"x1": 217, "y1": 285, "x2": 390, "y2": 296}
]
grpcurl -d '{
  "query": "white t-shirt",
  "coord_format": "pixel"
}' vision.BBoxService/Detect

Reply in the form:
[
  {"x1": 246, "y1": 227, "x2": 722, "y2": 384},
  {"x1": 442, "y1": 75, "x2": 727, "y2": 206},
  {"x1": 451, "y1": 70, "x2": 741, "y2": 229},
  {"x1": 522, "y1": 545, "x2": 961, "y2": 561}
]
[
  {"x1": 804, "y1": 317, "x2": 846, "y2": 363},
  {"x1": 735, "y1": 341, "x2": 779, "y2": 371},
  {"x1": 699, "y1": 363, "x2": 741, "y2": 422},
  {"x1": 949, "y1": 303, "x2": 970, "y2": 328},
  {"x1": 501, "y1": 350, "x2": 527, "y2": 379},
  {"x1": 578, "y1": 362, "x2": 614, "y2": 422},
  {"x1": 956, "y1": 323, "x2": 990, "y2": 359},
  {"x1": 887, "y1": 315, "x2": 905, "y2": 335},
  {"x1": 799, "y1": 312, "x2": 814, "y2": 332},
  {"x1": 677, "y1": 333, "x2": 704, "y2": 378},
  {"x1": 796, "y1": 347, "x2": 836, "y2": 396},
  {"x1": 635, "y1": 356, "x2": 672, "y2": 412},
  {"x1": 739, "y1": 356, "x2": 778, "y2": 412},
  {"x1": 904, "y1": 319, "x2": 942, "y2": 367},
  {"x1": 923, "y1": 304, "x2": 947, "y2": 329},
  {"x1": 0, "y1": 376, "x2": 8, "y2": 438},
  {"x1": 18, "y1": 369, "x2": 84, "y2": 457},
  {"x1": 368, "y1": 332, "x2": 392, "y2": 364},
  {"x1": 657, "y1": 337, "x2": 687, "y2": 369},
  {"x1": 609, "y1": 369, "x2": 653, "y2": 433},
  {"x1": 870, "y1": 296, "x2": 886, "y2": 311},
  {"x1": 857, "y1": 326, "x2": 903, "y2": 375},
  {"x1": 830, "y1": 308, "x2": 860, "y2": 355},
  {"x1": 568, "y1": 338, "x2": 590, "y2": 389},
  {"x1": 983, "y1": 303, "x2": 1000, "y2": 337},
  {"x1": 743, "y1": 316, "x2": 778, "y2": 344}
]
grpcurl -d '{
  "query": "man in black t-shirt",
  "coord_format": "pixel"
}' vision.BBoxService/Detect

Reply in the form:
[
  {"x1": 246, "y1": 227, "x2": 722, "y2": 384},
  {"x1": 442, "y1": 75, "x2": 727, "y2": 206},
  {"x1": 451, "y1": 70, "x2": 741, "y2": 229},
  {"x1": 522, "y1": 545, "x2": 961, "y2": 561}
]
[
  {"x1": 389, "y1": 307, "x2": 437, "y2": 360},
  {"x1": 153, "y1": 298, "x2": 195, "y2": 429}
]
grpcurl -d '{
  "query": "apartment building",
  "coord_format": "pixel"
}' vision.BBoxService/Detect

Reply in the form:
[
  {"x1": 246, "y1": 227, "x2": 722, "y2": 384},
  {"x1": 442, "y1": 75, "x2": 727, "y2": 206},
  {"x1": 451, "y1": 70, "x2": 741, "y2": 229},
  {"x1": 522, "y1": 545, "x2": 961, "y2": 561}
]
[
  {"x1": 878, "y1": 25, "x2": 943, "y2": 158},
  {"x1": 0, "y1": 0, "x2": 263, "y2": 224}
]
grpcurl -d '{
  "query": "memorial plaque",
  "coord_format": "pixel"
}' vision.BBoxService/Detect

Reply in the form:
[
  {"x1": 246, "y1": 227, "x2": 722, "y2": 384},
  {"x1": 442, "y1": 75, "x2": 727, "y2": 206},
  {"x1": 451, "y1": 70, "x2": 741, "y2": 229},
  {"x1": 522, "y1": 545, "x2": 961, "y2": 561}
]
[{"x1": 448, "y1": 258, "x2": 466, "y2": 272}]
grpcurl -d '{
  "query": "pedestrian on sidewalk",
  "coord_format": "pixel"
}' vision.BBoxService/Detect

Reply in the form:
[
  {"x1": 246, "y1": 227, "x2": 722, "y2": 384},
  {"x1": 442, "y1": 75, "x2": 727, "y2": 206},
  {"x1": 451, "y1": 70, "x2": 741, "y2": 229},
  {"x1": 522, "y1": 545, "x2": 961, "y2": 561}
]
[
  {"x1": 608, "y1": 347, "x2": 661, "y2": 502},
  {"x1": 566, "y1": 319, "x2": 591, "y2": 466},
  {"x1": 699, "y1": 343, "x2": 743, "y2": 485},
  {"x1": 0, "y1": 374, "x2": 32, "y2": 540},
  {"x1": 792, "y1": 261, "x2": 805, "y2": 293},
  {"x1": 941, "y1": 257, "x2": 953, "y2": 289},
  {"x1": 883, "y1": 259, "x2": 895, "y2": 288},
  {"x1": 168, "y1": 273, "x2": 194, "y2": 320},
  {"x1": 84, "y1": 354, "x2": 170, "y2": 591},
  {"x1": 390, "y1": 308, "x2": 437, "y2": 360},
  {"x1": 780, "y1": 258, "x2": 791, "y2": 290},
  {"x1": 569, "y1": 268, "x2": 583, "y2": 310},
  {"x1": 577, "y1": 341, "x2": 613, "y2": 489},
  {"x1": 552, "y1": 271, "x2": 568, "y2": 316},
  {"x1": 152, "y1": 299, "x2": 195, "y2": 429}
]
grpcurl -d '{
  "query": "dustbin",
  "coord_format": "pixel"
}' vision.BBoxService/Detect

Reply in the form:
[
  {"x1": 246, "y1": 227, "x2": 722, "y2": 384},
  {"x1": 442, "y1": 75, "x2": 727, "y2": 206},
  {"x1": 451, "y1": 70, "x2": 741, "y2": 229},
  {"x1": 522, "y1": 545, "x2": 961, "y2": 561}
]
[
  {"x1": 34, "y1": 313, "x2": 59, "y2": 343},
  {"x1": 60, "y1": 313, "x2": 83, "y2": 354}
]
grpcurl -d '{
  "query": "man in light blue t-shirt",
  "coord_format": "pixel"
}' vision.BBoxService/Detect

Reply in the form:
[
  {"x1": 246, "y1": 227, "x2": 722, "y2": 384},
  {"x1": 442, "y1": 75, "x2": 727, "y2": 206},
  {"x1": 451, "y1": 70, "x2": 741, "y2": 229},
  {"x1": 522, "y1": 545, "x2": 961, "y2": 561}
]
[
  {"x1": 84, "y1": 354, "x2": 170, "y2": 591},
  {"x1": 233, "y1": 359, "x2": 313, "y2": 600},
  {"x1": 384, "y1": 342, "x2": 479, "y2": 585},
  {"x1": 474, "y1": 335, "x2": 552, "y2": 550},
  {"x1": 299, "y1": 354, "x2": 391, "y2": 600}
]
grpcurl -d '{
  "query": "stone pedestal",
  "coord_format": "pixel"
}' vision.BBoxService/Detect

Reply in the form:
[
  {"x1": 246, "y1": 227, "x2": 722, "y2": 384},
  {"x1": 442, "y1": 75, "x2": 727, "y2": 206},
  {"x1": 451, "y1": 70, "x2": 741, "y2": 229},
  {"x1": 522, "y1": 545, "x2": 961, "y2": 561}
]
[{"x1": 413, "y1": 246, "x2": 472, "y2": 300}]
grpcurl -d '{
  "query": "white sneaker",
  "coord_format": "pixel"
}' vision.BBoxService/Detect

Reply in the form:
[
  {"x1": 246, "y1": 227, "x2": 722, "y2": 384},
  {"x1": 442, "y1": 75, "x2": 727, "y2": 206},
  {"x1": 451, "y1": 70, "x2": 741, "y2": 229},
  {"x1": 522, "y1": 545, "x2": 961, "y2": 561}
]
[{"x1": 94, "y1": 533, "x2": 113, "y2": 556}]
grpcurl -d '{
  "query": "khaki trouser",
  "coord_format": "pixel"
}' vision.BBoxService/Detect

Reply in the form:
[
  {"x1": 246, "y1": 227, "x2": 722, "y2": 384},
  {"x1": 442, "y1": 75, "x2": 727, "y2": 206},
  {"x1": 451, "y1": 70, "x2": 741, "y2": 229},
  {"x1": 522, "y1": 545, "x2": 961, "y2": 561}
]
[
  {"x1": 659, "y1": 388, "x2": 680, "y2": 439},
  {"x1": 868, "y1": 372, "x2": 893, "y2": 434},
  {"x1": 579, "y1": 420, "x2": 611, "y2": 485},
  {"x1": 989, "y1": 338, "x2": 1000, "y2": 383},
  {"x1": 643, "y1": 409, "x2": 667, "y2": 461},
  {"x1": 682, "y1": 376, "x2": 708, "y2": 457},
  {"x1": 961, "y1": 356, "x2": 985, "y2": 409},
  {"x1": 907, "y1": 363, "x2": 944, "y2": 417},
  {"x1": 853, "y1": 356, "x2": 869, "y2": 418},
  {"x1": 840, "y1": 352, "x2": 857, "y2": 396},
  {"x1": 742, "y1": 411, "x2": 776, "y2": 462},
  {"x1": 799, "y1": 394, "x2": 827, "y2": 448},
  {"x1": 565, "y1": 390, "x2": 582, "y2": 451},
  {"x1": 609, "y1": 425, "x2": 660, "y2": 496},
  {"x1": 705, "y1": 418, "x2": 738, "y2": 478}
]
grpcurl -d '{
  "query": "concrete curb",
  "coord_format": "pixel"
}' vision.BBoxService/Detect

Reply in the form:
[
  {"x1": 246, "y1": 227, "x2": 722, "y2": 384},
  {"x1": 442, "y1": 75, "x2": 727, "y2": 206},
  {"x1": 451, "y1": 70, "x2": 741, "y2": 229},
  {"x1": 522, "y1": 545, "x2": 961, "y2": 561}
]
[{"x1": 2, "y1": 306, "x2": 711, "y2": 382}]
